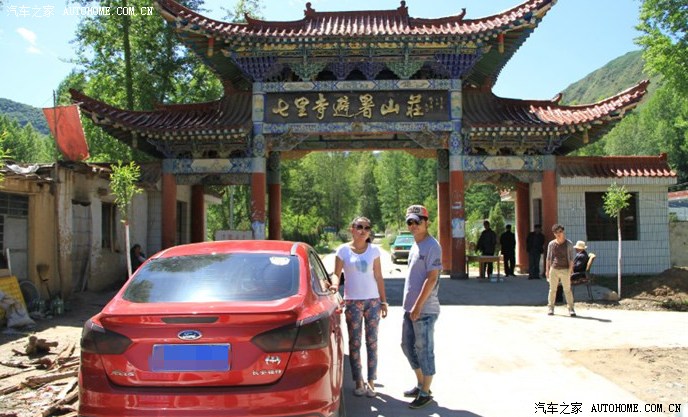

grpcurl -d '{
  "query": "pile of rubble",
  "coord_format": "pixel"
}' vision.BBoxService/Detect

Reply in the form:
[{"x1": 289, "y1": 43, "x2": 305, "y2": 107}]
[{"x1": 0, "y1": 337, "x2": 78, "y2": 417}]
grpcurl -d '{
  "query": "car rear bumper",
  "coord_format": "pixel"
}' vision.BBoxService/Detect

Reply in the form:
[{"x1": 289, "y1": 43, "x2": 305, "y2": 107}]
[
  {"x1": 79, "y1": 376, "x2": 340, "y2": 417},
  {"x1": 79, "y1": 362, "x2": 342, "y2": 417},
  {"x1": 392, "y1": 249, "x2": 410, "y2": 259}
]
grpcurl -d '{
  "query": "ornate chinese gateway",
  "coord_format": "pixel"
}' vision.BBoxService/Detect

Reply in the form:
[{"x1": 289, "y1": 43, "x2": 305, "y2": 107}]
[{"x1": 73, "y1": 0, "x2": 671, "y2": 277}]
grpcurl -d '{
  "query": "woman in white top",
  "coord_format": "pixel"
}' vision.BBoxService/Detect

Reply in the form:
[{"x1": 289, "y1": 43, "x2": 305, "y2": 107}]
[{"x1": 330, "y1": 216, "x2": 388, "y2": 397}]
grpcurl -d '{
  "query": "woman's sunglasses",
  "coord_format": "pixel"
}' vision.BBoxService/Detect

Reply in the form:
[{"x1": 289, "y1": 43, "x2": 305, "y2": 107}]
[{"x1": 354, "y1": 224, "x2": 372, "y2": 231}]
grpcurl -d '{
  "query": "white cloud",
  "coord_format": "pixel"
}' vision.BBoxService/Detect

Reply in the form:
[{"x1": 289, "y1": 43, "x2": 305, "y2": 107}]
[{"x1": 16, "y1": 27, "x2": 42, "y2": 54}]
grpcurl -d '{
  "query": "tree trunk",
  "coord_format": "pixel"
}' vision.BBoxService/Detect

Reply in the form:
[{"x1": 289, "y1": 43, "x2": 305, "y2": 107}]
[
  {"x1": 125, "y1": 221, "x2": 132, "y2": 278},
  {"x1": 122, "y1": 0, "x2": 134, "y2": 110}
]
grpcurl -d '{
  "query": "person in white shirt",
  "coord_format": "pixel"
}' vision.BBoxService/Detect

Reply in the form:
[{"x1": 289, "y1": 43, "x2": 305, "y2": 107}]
[{"x1": 330, "y1": 216, "x2": 388, "y2": 398}]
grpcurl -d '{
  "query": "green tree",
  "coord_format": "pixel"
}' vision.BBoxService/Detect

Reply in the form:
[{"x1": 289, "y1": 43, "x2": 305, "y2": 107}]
[
  {"x1": 602, "y1": 84, "x2": 688, "y2": 184},
  {"x1": 110, "y1": 161, "x2": 142, "y2": 277},
  {"x1": 67, "y1": 0, "x2": 223, "y2": 161},
  {"x1": 637, "y1": 0, "x2": 688, "y2": 96},
  {"x1": 354, "y1": 153, "x2": 383, "y2": 229},
  {"x1": 0, "y1": 115, "x2": 55, "y2": 162},
  {"x1": 603, "y1": 183, "x2": 632, "y2": 298},
  {"x1": 465, "y1": 183, "x2": 500, "y2": 219},
  {"x1": 0, "y1": 130, "x2": 12, "y2": 183},
  {"x1": 488, "y1": 203, "x2": 505, "y2": 250}
]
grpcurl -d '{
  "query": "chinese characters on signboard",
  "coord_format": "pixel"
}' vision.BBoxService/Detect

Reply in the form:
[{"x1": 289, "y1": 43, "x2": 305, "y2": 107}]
[{"x1": 265, "y1": 91, "x2": 449, "y2": 124}]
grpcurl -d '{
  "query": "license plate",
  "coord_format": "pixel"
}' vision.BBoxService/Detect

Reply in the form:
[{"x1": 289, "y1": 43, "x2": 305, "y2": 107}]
[{"x1": 150, "y1": 344, "x2": 230, "y2": 372}]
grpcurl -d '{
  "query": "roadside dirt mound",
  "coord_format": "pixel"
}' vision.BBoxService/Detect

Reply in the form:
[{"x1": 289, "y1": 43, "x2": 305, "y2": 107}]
[{"x1": 576, "y1": 267, "x2": 688, "y2": 311}]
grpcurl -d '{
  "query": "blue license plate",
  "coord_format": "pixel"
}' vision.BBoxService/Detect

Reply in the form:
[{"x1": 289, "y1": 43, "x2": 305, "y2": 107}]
[{"x1": 150, "y1": 344, "x2": 230, "y2": 372}]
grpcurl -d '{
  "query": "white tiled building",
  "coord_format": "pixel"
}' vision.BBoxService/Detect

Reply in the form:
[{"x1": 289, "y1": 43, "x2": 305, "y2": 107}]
[{"x1": 551, "y1": 155, "x2": 676, "y2": 275}]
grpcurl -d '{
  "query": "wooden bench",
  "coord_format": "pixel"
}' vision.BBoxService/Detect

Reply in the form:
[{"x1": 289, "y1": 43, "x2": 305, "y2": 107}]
[{"x1": 571, "y1": 253, "x2": 596, "y2": 301}]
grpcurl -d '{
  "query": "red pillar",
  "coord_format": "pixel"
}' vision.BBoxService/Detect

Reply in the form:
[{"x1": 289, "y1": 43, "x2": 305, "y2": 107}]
[
  {"x1": 191, "y1": 184, "x2": 205, "y2": 243},
  {"x1": 161, "y1": 173, "x2": 177, "y2": 249},
  {"x1": 449, "y1": 170, "x2": 467, "y2": 279},
  {"x1": 515, "y1": 182, "x2": 530, "y2": 273},
  {"x1": 251, "y1": 172, "x2": 266, "y2": 239},
  {"x1": 542, "y1": 169, "x2": 558, "y2": 241},
  {"x1": 437, "y1": 180, "x2": 450, "y2": 273}
]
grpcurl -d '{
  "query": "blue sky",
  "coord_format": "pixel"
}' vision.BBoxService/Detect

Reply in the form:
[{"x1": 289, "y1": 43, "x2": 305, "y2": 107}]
[{"x1": 0, "y1": 0, "x2": 643, "y2": 109}]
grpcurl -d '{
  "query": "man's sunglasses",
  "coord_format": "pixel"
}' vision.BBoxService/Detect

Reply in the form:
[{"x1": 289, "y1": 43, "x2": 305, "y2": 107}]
[
  {"x1": 406, "y1": 219, "x2": 421, "y2": 226},
  {"x1": 354, "y1": 224, "x2": 372, "y2": 231}
]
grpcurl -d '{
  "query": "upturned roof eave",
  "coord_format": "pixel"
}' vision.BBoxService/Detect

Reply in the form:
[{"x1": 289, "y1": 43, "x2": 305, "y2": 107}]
[{"x1": 463, "y1": 79, "x2": 649, "y2": 133}]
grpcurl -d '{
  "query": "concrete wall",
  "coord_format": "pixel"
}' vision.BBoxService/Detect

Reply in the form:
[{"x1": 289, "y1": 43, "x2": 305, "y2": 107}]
[
  {"x1": 669, "y1": 221, "x2": 688, "y2": 267},
  {"x1": 1, "y1": 166, "x2": 197, "y2": 298},
  {"x1": 2, "y1": 177, "x2": 57, "y2": 299},
  {"x1": 557, "y1": 177, "x2": 674, "y2": 276}
]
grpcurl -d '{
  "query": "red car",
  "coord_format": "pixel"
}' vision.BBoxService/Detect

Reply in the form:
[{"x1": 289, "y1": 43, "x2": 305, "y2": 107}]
[{"x1": 79, "y1": 240, "x2": 346, "y2": 417}]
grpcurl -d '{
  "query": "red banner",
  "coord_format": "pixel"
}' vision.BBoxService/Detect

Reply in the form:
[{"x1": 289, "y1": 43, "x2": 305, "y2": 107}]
[{"x1": 42, "y1": 105, "x2": 89, "y2": 161}]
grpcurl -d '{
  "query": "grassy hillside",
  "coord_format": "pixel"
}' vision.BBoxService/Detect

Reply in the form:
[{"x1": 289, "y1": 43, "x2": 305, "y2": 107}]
[
  {"x1": 560, "y1": 50, "x2": 659, "y2": 105},
  {"x1": 0, "y1": 98, "x2": 50, "y2": 135}
]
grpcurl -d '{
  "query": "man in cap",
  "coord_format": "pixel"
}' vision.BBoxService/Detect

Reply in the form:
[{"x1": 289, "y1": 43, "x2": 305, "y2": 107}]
[{"x1": 400, "y1": 205, "x2": 442, "y2": 409}]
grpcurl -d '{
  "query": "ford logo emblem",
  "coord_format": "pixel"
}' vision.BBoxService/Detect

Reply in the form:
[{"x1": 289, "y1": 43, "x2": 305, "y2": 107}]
[{"x1": 178, "y1": 330, "x2": 202, "y2": 340}]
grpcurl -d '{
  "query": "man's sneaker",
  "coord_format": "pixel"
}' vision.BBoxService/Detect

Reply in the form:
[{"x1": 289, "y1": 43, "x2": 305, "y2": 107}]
[
  {"x1": 409, "y1": 395, "x2": 434, "y2": 409},
  {"x1": 403, "y1": 387, "x2": 432, "y2": 398},
  {"x1": 569, "y1": 310, "x2": 577, "y2": 317},
  {"x1": 547, "y1": 308, "x2": 554, "y2": 316}
]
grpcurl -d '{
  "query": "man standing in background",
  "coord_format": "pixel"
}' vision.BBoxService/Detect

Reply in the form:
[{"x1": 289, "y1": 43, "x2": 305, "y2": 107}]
[
  {"x1": 477, "y1": 220, "x2": 497, "y2": 278},
  {"x1": 500, "y1": 224, "x2": 516, "y2": 277},
  {"x1": 526, "y1": 224, "x2": 545, "y2": 279}
]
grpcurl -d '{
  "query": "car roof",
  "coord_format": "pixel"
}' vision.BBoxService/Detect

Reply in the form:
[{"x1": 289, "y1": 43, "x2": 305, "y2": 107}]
[{"x1": 151, "y1": 240, "x2": 306, "y2": 259}]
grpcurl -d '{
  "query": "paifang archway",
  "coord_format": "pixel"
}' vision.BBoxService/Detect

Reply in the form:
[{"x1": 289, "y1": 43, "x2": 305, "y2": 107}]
[{"x1": 72, "y1": 0, "x2": 649, "y2": 278}]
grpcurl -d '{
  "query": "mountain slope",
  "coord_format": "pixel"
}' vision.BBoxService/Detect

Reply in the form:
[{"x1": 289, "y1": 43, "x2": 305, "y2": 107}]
[
  {"x1": 0, "y1": 98, "x2": 50, "y2": 135},
  {"x1": 560, "y1": 50, "x2": 659, "y2": 105}
]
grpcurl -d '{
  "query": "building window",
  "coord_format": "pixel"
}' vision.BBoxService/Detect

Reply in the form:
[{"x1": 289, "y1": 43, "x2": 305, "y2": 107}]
[
  {"x1": 585, "y1": 192, "x2": 638, "y2": 241},
  {"x1": 102, "y1": 202, "x2": 115, "y2": 249},
  {"x1": 0, "y1": 192, "x2": 29, "y2": 216}
]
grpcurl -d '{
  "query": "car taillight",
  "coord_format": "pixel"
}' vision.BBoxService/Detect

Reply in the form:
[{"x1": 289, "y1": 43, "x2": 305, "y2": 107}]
[
  {"x1": 81, "y1": 319, "x2": 132, "y2": 354},
  {"x1": 252, "y1": 317, "x2": 329, "y2": 352}
]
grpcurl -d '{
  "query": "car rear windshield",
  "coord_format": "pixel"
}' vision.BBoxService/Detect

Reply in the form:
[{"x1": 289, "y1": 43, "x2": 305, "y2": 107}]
[
  {"x1": 122, "y1": 253, "x2": 299, "y2": 303},
  {"x1": 394, "y1": 236, "x2": 415, "y2": 245}
]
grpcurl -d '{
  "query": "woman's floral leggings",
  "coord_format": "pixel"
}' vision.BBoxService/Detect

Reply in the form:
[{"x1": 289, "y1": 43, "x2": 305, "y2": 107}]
[{"x1": 344, "y1": 298, "x2": 381, "y2": 382}]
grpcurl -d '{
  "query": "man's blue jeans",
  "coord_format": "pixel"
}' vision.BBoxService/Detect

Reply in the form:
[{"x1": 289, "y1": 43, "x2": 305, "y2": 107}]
[{"x1": 401, "y1": 312, "x2": 438, "y2": 376}]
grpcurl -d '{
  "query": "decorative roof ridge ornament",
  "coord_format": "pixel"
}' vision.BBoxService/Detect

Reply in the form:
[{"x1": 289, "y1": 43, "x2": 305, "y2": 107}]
[{"x1": 304, "y1": 2, "x2": 315, "y2": 18}]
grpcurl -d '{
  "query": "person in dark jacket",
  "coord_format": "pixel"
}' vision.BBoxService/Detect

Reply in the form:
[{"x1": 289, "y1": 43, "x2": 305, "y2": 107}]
[
  {"x1": 477, "y1": 220, "x2": 497, "y2": 278},
  {"x1": 499, "y1": 224, "x2": 516, "y2": 277},
  {"x1": 130, "y1": 244, "x2": 146, "y2": 272},
  {"x1": 526, "y1": 224, "x2": 546, "y2": 279},
  {"x1": 571, "y1": 240, "x2": 590, "y2": 281}
]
